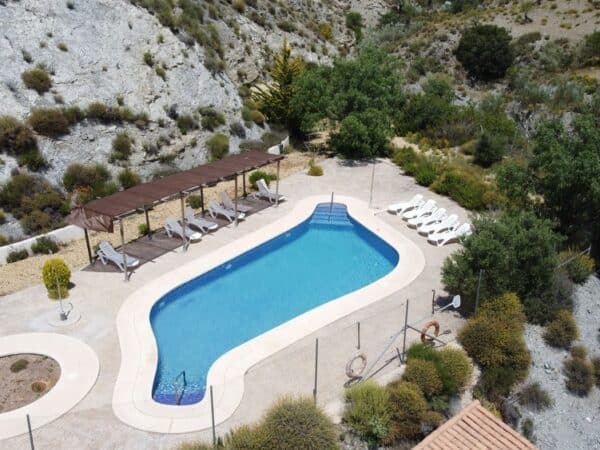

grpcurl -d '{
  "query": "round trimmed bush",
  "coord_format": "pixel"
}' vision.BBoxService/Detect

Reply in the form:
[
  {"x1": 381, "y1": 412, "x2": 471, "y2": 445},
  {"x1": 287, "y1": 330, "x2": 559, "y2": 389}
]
[
  {"x1": 42, "y1": 258, "x2": 71, "y2": 300},
  {"x1": 386, "y1": 381, "x2": 430, "y2": 442},
  {"x1": 543, "y1": 310, "x2": 579, "y2": 349},
  {"x1": 437, "y1": 347, "x2": 473, "y2": 393},
  {"x1": 226, "y1": 423, "x2": 267, "y2": 450},
  {"x1": 402, "y1": 359, "x2": 443, "y2": 398},
  {"x1": 344, "y1": 381, "x2": 392, "y2": 445},
  {"x1": 455, "y1": 24, "x2": 514, "y2": 81},
  {"x1": 261, "y1": 396, "x2": 338, "y2": 450}
]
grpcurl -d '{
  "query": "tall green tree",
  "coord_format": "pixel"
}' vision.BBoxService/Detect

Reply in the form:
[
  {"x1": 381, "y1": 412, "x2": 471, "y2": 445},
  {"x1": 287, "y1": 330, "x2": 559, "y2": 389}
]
[{"x1": 252, "y1": 39, "x2": 305, "y2": 127}]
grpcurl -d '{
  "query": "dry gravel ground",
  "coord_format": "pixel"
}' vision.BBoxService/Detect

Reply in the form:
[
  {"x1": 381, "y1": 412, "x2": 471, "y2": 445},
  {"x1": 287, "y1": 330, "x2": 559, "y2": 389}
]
[
  {"x1": 0, "y1": 151, "x2": 316, "y2": 296},
  {"x1": 0, "y1": 354, "x2": 60, "y2": 413},
  {"x1": 523, "y1": 276, "x2": 600, "y2": 450}
]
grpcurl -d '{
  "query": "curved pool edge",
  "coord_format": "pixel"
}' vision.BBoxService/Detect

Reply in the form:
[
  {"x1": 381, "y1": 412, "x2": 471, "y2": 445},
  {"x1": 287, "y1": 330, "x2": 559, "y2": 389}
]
[{"x1": 112, "y1": 195, "x2": 425, "y2": 433}]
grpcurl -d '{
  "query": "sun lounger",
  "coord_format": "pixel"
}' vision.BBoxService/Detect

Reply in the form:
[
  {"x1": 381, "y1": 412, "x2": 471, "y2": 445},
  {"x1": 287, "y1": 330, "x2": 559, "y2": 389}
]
[
  {"x1": 408, "y1": 207, "x2": 446, "y2": 228},
  {"x1": 428, "y1": 223, "x2": 472, "y2": 247},
  {"x1": 184, "y1": 207, "x2": 218, "y2": 233},
  {"x1": 388, "y1": 194, "x2": 423, "y2": 215},
  {"x1": 402, "y1": 199, "x2": 436, "y2": 220},
  {"x1": 165, "y1": 217, "x2": 202, "y2": 242},
  {"x1": 97, "y1": 241, "x2": 140, "y2": 272},
  {"x1": 256, "y1": 178, "x2": 285, "y2": 204},
  {"x1": 419, "y1": 214, "x2": 458, "y2": 235},
  {"x1": 208, "y1": 201, "x2": 245, "y2": 223},
  {"x1": 219, "y1": 191, "x2": 253, "y2": 214}
]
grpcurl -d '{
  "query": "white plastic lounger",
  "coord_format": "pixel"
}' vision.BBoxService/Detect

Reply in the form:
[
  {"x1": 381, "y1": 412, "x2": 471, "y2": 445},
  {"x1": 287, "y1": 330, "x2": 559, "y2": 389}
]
[
  {"x1": 97, "y1": 241, "x2": 140, "y2": 272},
  {"x1": 388, "y1": 194, "x2": 423, "y2": 215},
  {"x1": 419, "y1": 214, "x2": 458, "y2": 235},
  {"x1": 256, "y1": 178, "x2": 285, "y2": 204},
  {"x1": 208, "y1": 201, "x2": 245, "y2": 223},
  {"x1": 408, "y1": 207, "x2": 446, "y2": 228},
  {"x1": 165, "y1": 217, "x2": 202, "y2": 242},
  {"x1": 402, "y1": 199, "x2": 436, "y2": 220},
  {"x1": 428, "y1": 223, "x2": 472, "y2": 247},
  {"x1": 219, "y1": 191, "x2": 253, "y2": 214},
  {"x1": 184, "y1": 207, "x2": 218, "y2": 233}
]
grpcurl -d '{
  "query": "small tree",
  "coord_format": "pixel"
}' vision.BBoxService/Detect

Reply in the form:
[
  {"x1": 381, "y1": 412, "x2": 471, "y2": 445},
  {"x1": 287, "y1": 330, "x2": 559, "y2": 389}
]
[
  {"x1": 329, "y1": 109, "x2": 392, "y2": 159},
  {"x1": 455, "y1": 24, "x2": 514, "y2": 81},
  {"x1": 42, "y1": 258, "x2": 71, "y2": 300}
]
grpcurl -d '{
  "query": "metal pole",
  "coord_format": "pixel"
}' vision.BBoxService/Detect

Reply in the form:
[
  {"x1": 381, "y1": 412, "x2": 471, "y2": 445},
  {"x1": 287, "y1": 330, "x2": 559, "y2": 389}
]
[
  {"x1": 84, "y1": 229, "x2": 93, "y2": 263},
  {"x1": 26, "y1": 414, "x2": 34, "y2": 450},
  {"x1": 144, "y1": 207, "x2": 152, "y2": 240},
  {"x1": 401, "y1": 300, "x2": 409, "y2": 363},
  {"x1": 180, "y1": 194, "x2": 188, "y2": 251},
  {"x1": 357, "y1": 322, "x2": 361, "y2": 350},
  {"x1": 234, "y1": 175, "x2": 239, "y2": 227},
  {"x1": 210, "y1": 385, "x2": 216, "y2": 446},
  {"x1": 475, "y1": 269, "x2": 483, "y2": 312},
  {"x1": 119, "y1": 219, "x2": 128, "y2": 282},
  {"x1": 313, "y1": 338, "x2": 319, "y2": 403},
  {"x1": 242, "y1": 171, "x2": 247, "y2": 196},
  {"x1": 200, "y1": 186, "x2": 205, "y2": 214},
  {"x1": 275, "y1": 160, "x2": 280, "y2": 207},
  {"x1": 369, "y1": 159, "x2": 375, "y2": 208},
  {"x1": 431, "y1": 289, "x2": 436, "y2": 316}
]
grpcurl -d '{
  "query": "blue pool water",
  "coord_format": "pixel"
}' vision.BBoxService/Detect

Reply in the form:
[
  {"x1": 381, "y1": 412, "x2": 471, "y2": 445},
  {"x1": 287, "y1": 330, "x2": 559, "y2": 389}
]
[{"x1": 150, "y1": 203, "x2": 399, "y2": 404}]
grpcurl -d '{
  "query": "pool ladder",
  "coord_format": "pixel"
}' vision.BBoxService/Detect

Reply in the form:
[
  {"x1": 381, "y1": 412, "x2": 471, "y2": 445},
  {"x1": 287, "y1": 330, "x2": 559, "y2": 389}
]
[{"x1": 174, "y1": 370, "x2": 187, "y2": 405}]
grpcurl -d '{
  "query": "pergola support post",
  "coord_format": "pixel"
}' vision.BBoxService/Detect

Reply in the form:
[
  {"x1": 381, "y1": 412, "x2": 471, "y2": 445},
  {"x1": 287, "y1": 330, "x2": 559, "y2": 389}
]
[
  {"x1": 84, "y1": 228, "x2": 93, "y2": 264},
  {"x1": 119, "y1": 219, "x2": 128, "y2": 282},
  {"x1": 242, "y1": 171, "x2": 247, "y2": 197},
  {"x1": 144, "y1": 207, "x2": 152, "y2": 240},
  {"x1": 200, "y1": 187, "x2": 205, "y2": 214},
  {"x1": 275, "y1": 160, "x2": 281, "y2": 207},
  {"x1": 180, "y1": 194, "x2": 188, "y2": 251},
  {"x1": 234, "y1": 175, "x2": 239, "y2": 227}
]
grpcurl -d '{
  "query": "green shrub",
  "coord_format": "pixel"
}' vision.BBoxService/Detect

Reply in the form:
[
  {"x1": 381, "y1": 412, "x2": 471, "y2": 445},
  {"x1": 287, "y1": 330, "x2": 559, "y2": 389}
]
[
  {"x1": 437, "y1": 347, "x2": 473, "y2": 393},
  {"x1": 21, "y1": 65, "x2": 52, "y2": 94},
  {"x1": 261, "y1": 396, "x2": 337, "y2": 450},
  {"x1": 17, "y1": 150, "x2": 48, "y2": 171},
  {"x1": 343, "y1": 381, "x2": 392, "y2": 445},
  {"x1": 591, "y1": 357, "x2": 600, "y2": 387},
  {"x1": 517, "y1": 382, "x2": 553, "y2": 411},
  {"x1": 414, "y1": 159, "x2": 439, "y2": 186},
  {"x1": 206, "y1": 133, "x2": 229, "y2": 161},
  {"x1": 177, "y1": 114, "x2": 197, "y2": 134},
  {"x1": 564, "y1": 356, "x2": 594, "y2": 396},
  {"x1": 543, "y1": 310, "x2": 579, "y2": 349},
  {"x1": 42, "y1": 258, "x2": 71, "y2": 299},
  {"x1": 521, "y1": 418, "x2": 535, "y2": 442},
  {"x1": 20, "y1": 210, "x2": 52, "y2": 234},
  {"x1": 402, "y1": 359, "x2": 443, "y2": 398},
  {"x1": 31, "y1": 236, "x2": 59, "y2": 255},
  {"x1": 63, "y1": 163, "x2": 113, "y2": 199},
  {"x1": 7, "y1": 249, "x2": 29, "y2": 263},
  {"x1": 386, "y1": 381, "x2": 441, "y2": 443},
  {"x1": 138, "y1": 223, "x2": 149, "y2": 236},
  {"x1": 10, "y1": 358, "x2": 29, "y2": 373},
  {"x1": 199, "y1": 108, "x2": 226, "y2": 131},
  {"x1": 27, "y1": 108, "x2": 70, "y2": 137},
  {"x1": 473, "y1": 132, "x2": 506, "y2": 167},
  {"x1": 318, "y1": 22, "x2": 333, "y2": 41},
  {"x1": 249, "y1": 170, "x2": 277, "y2": 189},
  {"x1": 176, "y1": 443, "x2": 213, "y2": 450},
  {"x1": 345, "y1": 11, "x2": 364, "y2": 41},
  {"x1": 577, "y1": 31, "x2": 600, "y2": 67},
  {"x1": 559, "y1": 250, "x2": 595, "y2": 284},
  {"x1": 118, "y1": 168, "x2": 141, "y2": 189},
  {"x1": 111, "y1": 132, "x2": 132, "y2": 161},
  {"x1": 0, "y1": 234, "x2": 8, "y2": 246},
  {"x1": 0, "y1": 116, "x2": 37, "y2": 156},
  {"x1": 186, "y1": 194, "x2": 203, "y2": 209},
  {"x1": 430, "y1": 164, "x2": 493, "y2": 210},
  {"x1": 232, "y1": 0, "x2": 246, "y2": 12},
  {"x1": 455, "y1": 24, "x2": 514, "y2": 81},
  {"x1": 143, "y1": 51, "x2": 154, "y2": 67},
  {"x1": 249, "y1": 109, "x2": 265, "y2": 125},
  {"x1": 392, "y1": 146, "x2": 419, "y2": 174},
  {"x1": 329, "y1": 109, "x2": 392, "y2": 159},
  {"x1": 226, "y1": 424, "x2": 266, "y2": 450},
  {"x1": 308, "y1": 159, "x2": 323, "y2": 176}
]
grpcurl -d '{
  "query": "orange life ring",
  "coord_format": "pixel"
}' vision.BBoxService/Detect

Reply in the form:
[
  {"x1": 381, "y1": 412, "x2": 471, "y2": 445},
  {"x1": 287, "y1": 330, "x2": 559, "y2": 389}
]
[
  {"x1": 345, "y1": 353, "x2": 367, "y2": 379},
  {"x1": 420, "y1": 320, "x2": 440, "y2": 344}
]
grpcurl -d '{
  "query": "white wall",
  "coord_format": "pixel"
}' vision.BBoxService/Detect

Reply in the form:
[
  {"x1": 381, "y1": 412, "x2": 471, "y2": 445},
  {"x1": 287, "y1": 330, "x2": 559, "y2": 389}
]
[{"x1": 0, "y1": 225, "x2": 85, "y2": 265}]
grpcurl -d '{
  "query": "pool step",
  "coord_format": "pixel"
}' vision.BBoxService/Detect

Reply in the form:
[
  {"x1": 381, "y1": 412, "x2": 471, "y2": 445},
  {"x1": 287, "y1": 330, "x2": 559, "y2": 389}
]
[{"x1": 309, "y1": 206, "x2": 353, "y2": 227}]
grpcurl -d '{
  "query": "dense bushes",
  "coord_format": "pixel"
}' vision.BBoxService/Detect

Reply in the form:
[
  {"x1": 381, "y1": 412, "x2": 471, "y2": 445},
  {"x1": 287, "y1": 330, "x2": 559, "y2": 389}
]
[
  {"x1": 42, "y1": 258, "x2": 71, "y2": 299},
  {"x1": 455, "y1": 25, "x2": 514, "y2": 81},
  {"x1": 344, "y1": 382, "x2": 392, "y2": 445},
  {"x1": 206, "y1": 133, "x2": 229, "y2": 160},
  {"x1": 430, "y1": 164, "x2": 495, "y2": 210},
  {"x1": 559, "y1": 250, "x2": 596, "y2": 284},
  {"x1": 7, "y1": 249, "x2": 29, "y2": 263},
  {"x1": 442, "y1": 211, "x2": 562, "y2": 318},
  {"x1": 543, "y1": 310, "x2": 579, "y2": 349},
  {"x1": 576, "y1": 31, "x2": 600, "y2": 67},
  {"x1": 21, "y1": 65, "x2": 52, "y2": 94},
  {"x1": 0, "y1": 116, "x2": 45, "y2": 170},
  {"x1": 402, "y1": 359, "x2": 443, "y2": 398},
  {"x1": 31, "y1": 236, "x2": 59, "y2": 255},
  {"x1": 63, "y1": 163, "x2": 117, "y2": 203},
  {"x1": 329, "y1": 109, "x2": 392, "y2": 159},
  {"x1": 458, "y1": 294, "x2": 530, "y2": 399}
]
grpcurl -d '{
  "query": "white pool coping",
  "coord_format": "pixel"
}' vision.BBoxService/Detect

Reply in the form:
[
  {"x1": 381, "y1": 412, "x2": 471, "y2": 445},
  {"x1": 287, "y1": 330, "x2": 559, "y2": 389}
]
[
  {"x1": 0, "y1": 333, "x2": 99, "y2": 440},
  {"x1": 112, "y1": 195, "x2": 425, "y2": 433}
]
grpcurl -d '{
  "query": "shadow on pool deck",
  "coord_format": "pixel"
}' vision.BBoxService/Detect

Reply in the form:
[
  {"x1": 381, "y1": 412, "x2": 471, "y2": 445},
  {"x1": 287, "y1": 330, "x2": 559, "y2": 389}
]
[{"x1": 82, "y1": 197, "x2": 274, "y2": 273}]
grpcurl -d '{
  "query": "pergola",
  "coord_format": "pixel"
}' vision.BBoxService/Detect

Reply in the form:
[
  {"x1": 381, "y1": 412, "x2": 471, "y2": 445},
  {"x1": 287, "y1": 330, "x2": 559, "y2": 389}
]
[{"x1": 66, "y1": 150, "x2": 284, "y2": 280}]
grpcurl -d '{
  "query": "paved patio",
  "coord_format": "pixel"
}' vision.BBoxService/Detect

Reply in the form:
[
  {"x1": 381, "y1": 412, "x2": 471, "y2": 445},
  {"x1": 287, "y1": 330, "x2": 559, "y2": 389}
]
[{"x1": 0, "y1": 157, "x2": 470, "y2": 449}]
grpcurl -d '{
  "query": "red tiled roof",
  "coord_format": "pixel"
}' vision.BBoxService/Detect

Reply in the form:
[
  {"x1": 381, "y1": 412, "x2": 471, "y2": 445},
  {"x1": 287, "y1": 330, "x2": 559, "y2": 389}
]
[{"x1": 413, "y1": 401, "x2": 538, "y2": 450}]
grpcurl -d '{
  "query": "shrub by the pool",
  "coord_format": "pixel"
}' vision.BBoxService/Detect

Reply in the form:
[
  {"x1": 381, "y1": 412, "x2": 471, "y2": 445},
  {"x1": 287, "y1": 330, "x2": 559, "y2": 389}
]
[
  {"x1": 21, "y1": 65, "x2": 52, "y2": 94},
  {"x1": 260, "y1": 396, "x2": 338, "y2": 450},
  {"x1": 31, "y1": 236, "x2": 59, "y2": 255},
  {"x1": 249, "y1": 170, "x2": 277, "y2": 189},
  {"x1": 437, "y1": 347, "x2": 473, "y2": 393},
  {"x1": 225, "y1": 423, "x2": 268, "y2": 450},
  {"x1": 343, "y1": 380, "x2": 392, "y2": 445},
  {"x1": 6, "y1": 249, "x2": 29, "y2": 263},
  {"x1": 206, "y1": 133, "x2": 229, "y2": 161},
  {"x1": 308, "y1": 158, "x2": 324, "y2": 176},
  {"x1": 563, "y1": 356, "x2": 594, "y2": 396},
  {"x1": 543, "y1": 310, "x2": 579, "y2": 349},
  {"x1": 138, "y1": 223, "x2": 149, "y2": 236},
  {"x1": 42, "y1": 258, "x2": 71, "y2": 299},
  {"x1": 402, "y1": 359, "x2": 443, "y2": 398},
  {"x1": 186, "y1": 194, "x2": 203, "y2": 210}
]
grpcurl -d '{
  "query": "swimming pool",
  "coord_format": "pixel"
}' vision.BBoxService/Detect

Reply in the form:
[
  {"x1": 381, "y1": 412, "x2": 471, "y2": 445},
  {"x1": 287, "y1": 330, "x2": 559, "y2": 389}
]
[{"x1": 150, "y1": 203, "x2": 399, "y2": 404}]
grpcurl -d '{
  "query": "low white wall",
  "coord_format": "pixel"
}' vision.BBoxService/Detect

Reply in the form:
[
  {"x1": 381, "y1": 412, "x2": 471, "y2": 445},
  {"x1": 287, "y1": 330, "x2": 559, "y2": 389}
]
[{"x1": 0, "y1": 225, "x2": 85, "y2": 265}]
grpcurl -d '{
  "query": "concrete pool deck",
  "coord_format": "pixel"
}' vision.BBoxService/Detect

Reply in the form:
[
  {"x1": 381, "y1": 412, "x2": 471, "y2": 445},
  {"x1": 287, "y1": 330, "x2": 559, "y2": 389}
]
[{"x1": 0, "y1": 157, "x2": 470, "y2": 449}]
